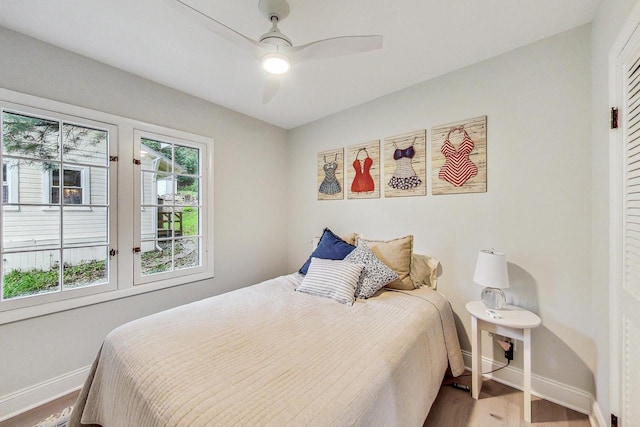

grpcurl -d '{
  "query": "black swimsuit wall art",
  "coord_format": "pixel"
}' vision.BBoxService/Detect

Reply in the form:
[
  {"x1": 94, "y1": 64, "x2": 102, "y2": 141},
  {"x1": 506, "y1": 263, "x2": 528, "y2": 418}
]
[
  {"x1": 384, "y1": 130, "x2": 427, "y2": 197},
  {"x1": 347, "y1": 140, "x2": 381, "y2": 199},
  {"x1": 317, "y1": 148, "x2": 344, "y2": 200}
]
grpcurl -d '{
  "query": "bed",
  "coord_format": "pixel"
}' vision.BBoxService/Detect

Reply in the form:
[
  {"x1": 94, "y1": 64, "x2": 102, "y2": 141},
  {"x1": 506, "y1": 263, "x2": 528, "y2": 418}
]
[{"x1": 69, "y1": 273, "x2": 464, "y2": 426}]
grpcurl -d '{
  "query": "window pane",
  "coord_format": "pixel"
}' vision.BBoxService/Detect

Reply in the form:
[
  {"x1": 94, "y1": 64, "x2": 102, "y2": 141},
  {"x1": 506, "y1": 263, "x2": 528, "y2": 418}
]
[
  {"x1": 175, "y1": 145, "x2": 199, "y2": 175},
  {"x1": 179, "y1": 207, "x2": 199, "y2": 237},
  {"x1": 88, "y1": 166, "x2": 108, "y2": 205},
  {"x1": 141, "y1": 138, "x2": 172, "y2": 171},
  {"x1": 176, "y1": 176, "x2": 199, "y2": 206},
  {"x1": 2, "y1": 161, "x2": 9, "y2": 204},
  {"x1": 51, "y1": 187, "x2": 60, "y2": 204},
  {"x1": 9, "y1": 161, "x2": 58, "y2": 205},
  {"x1": 62, "y1": 124, "x2": 108, "y2": 167},
  {"x1": 64, "y1": 207, "x2": 108, "y2": 246},
  {"x1": 141, "y1": 171, "x2": 173, "y2": 205},
  {"x1": 3, "y1": 205, "x2": 60, "y2": 250},
  {"x1": 62, "y1": 188, "x2": 82, "y2": 204},
  {"x1": 175, "y1": 238, "x2": 199, "y2": 270},
  {"x1": 2, "y1": 250, "x2": 60, "y2": 300},
  {"x1": 63, "y1": 246, "x2": 108, "y2": 290},
  {"x1": 141, "y1": 240, "x2": 172, "y2": 275},
  {"x1": 140, "y1": 206, "x2": 158, "y2": 241},
  {"x1": 63, "y1": 169, "x2": 82, "y2": 187},
  {"x1": 52, "y1": 169, "x2": 60, "y2": 186},
  {"x1": 2, "y1": 112, "x2": 60, "y2": 161},
  {"x1": 157, "y1": 208, "x2": 174, "y2": 238}
]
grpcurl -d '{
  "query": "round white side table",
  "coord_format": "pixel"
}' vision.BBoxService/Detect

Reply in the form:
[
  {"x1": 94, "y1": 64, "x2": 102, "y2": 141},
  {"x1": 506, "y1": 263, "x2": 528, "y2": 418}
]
[{"x1": 465, "y1": 300, "x2": 541, "y2": 422}]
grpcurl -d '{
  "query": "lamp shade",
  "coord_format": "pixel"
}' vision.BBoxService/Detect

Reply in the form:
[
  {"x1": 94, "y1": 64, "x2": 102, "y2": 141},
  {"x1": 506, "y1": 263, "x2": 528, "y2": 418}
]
[{"x1": 473, "y1": 250, "x2": 509, "y2": 289}]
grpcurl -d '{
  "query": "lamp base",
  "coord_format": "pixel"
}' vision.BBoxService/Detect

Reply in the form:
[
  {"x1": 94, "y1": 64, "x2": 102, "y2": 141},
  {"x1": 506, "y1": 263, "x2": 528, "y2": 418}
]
[{"x1": 481, "y1": 287, "x2": 506, "y2": 309}]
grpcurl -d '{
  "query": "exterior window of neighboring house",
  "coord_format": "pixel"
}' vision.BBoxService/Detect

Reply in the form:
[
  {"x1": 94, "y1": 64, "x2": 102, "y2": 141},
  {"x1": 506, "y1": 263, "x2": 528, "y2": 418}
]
[
  {"x1": 2, "y1": 161, "x2": 19, "y2": 206},
  {"x1": 2, "y1": 163, "x2": 8, "y2": 203},
  {"x1": 0, "y1": 90, "x2": 213, "y2": 322},
  {"x1": 50, "y1": 167, "x2": 88, "y2": 205}
]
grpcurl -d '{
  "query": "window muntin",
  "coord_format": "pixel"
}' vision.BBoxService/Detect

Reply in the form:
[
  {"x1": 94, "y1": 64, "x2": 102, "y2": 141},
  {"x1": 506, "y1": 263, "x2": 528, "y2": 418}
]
[
  {"x1": 135, "y1": 134, "x2": 203, "y2": 282},
  {"x1": 1, "y1": 109, "x2": 112, "y2": 303}
]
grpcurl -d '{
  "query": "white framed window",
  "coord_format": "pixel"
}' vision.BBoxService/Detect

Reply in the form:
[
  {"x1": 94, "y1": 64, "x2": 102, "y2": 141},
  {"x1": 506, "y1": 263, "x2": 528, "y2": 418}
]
[
  {"x1": 0, "y1": 103, "x2": 116, "y2": 312},
  {"x1": 133, "y1": 129, "x2": 210, "y2": 286},
  {"x1": 0, "y1": 89, "x2": 213, "y2": 323},
  {"x1": 2, "y1": 160, "x2": 19, "y2": 207}
]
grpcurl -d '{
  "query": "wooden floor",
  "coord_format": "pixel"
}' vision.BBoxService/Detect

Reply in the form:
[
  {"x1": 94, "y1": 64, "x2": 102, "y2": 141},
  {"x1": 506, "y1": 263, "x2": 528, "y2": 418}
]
[
  {"x1": 425, "y1": 372, "x2": 591, "y2": 427},
  {"x1": 3, "y1": 374, "x2": 589, "y2": 427},
  {"x1": 0, "y1": 390, "x2": 79, "y2": 427}
]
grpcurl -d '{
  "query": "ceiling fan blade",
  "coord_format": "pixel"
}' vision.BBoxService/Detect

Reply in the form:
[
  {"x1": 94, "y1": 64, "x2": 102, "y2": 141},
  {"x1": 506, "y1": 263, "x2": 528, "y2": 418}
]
[
  {"x1": 169, "y1": 0, "x2": 263, "y2": 56},
  {"x1": 290, "y1": 35, "x2": 382, "y2": 63},
  {"x1": 262, "y1": 76, "x2": 281, "y2": 104}
]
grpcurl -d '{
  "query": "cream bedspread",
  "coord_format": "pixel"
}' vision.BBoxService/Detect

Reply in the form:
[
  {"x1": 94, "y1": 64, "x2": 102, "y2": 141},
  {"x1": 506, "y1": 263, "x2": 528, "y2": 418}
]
[{"x1": 70, "y1": 274, "x2": 464, "y2": 427}]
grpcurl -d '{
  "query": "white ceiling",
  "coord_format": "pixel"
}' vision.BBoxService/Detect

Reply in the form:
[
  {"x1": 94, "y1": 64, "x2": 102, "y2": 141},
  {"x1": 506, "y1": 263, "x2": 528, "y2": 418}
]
[{"x1": 0, "y1": 0, "x2": 599, "y2": 129}]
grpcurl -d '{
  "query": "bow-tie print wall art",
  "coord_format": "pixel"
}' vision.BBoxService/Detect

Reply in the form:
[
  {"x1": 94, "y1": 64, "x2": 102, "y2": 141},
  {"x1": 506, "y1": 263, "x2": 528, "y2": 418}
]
[
  {"x1": 431, "y1": 116, "x2": 487, "y2": 195},
  {"x1": 347, "y1": 140, "x2": 380, "y2": 199},
  {"x1": 317, "y1": 148, "x2": 344, "y2": 200},
  {"x1": 384, "y1": 129, "x2": 427, "y2": 197}
]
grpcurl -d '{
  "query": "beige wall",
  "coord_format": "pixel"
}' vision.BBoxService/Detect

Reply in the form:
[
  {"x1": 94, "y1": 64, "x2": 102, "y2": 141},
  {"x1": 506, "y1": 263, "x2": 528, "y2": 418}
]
[
  {"x1": 287, "y1": 26, "x2": 595, "y2": 395},
  {"x1": 0, "y1": 26, "x2": 290, "y2": 395}
]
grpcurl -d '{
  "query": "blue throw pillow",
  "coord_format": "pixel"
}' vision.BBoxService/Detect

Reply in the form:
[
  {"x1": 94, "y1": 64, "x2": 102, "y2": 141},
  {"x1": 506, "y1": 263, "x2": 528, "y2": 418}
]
[{"x1": 299, "y1": 228, "x2": 356, "y2": 275}]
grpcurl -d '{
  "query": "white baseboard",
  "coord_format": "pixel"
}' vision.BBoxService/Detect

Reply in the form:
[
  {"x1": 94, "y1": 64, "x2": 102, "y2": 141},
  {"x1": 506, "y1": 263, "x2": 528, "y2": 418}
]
[
  {"x1": 0, "y1": 357, "x2": 608, "y2": 426},
  {"x1": 461, "y1": 350, "x2": 602, "y2": 424},
  {"x1": 590, "y1": 400, "x2": 607, "y2": 427},
  {"x1": 0, "y1": 365, "x2": 90, "y2": 422}
]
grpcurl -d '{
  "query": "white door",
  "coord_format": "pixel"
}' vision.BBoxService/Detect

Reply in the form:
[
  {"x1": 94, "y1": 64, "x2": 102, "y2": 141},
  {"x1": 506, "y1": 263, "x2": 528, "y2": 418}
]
[{"x1": 613, "y1": 17, "x2": 640, "y2": 426}]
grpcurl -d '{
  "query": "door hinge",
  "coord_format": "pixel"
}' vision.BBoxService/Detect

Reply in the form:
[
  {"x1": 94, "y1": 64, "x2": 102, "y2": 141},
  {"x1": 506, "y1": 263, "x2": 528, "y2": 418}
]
[
  {"x1": 109, "y1": 156, "x2": 118, "y2": 162},
  {"x1": 611, "y1": 413, "x2": 618, "y2": 427},
  {"x1": 109, "y1": 248, "x2": 118, "y2": 257},
  {"x1": 133, "y1": 247, "x2": 141, "y2": 253},
  {"x1": 611, "y1": 107, "x2": 619, "y2": 129},
  {"x1": 133, "y1": 158, "x2": 141, "y2": 165}
]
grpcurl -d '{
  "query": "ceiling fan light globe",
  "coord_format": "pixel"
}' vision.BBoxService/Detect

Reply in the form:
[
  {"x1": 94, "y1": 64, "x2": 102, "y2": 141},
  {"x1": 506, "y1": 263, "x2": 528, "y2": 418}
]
[{"x1": 262, "y1": 53, "x2": 290, "y2": 75}]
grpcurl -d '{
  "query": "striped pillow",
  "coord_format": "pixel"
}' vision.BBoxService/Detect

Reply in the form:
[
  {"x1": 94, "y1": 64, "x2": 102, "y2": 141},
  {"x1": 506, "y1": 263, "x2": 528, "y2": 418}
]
[{"x1": 296, "y1": 257, "x2": 364, "y2": 305}]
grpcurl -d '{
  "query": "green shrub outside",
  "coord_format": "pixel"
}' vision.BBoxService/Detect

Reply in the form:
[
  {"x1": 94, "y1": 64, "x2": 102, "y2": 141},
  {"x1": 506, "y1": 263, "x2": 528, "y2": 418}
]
[{"x1": 2, "y1": 260, "x2": 106, "y2": 299}]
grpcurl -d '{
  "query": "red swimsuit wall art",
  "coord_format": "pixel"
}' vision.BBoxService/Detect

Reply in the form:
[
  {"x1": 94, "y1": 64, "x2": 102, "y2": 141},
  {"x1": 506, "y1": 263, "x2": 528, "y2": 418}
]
[
  {"x1": 438, "y1": 126, "x2": 478, "y2": 187},
  {"x1": 351, "y1": 148, "x2": 375, "y2": 193}
]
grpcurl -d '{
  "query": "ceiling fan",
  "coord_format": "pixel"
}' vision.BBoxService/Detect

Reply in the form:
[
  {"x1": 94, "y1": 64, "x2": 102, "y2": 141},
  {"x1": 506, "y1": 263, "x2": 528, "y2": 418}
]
[{"x1": 169, "y1": 0, "x2": 383, "y2": 103}]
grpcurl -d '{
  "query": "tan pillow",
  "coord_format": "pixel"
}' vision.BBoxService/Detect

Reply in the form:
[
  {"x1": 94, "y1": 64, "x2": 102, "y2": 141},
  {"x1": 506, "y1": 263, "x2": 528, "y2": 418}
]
[
  {"x1": 312, "y1": 232, "x2": 358, "y2": 248},
  {"x1": 359, "y1": 235, "x2": 413, "y2": 289},
  {"x1": 341, "y1": 232, "x2": 358, "y2": 246},
  {"x1": 410, "y1": 253, "x2": 440, "y2": 290}
]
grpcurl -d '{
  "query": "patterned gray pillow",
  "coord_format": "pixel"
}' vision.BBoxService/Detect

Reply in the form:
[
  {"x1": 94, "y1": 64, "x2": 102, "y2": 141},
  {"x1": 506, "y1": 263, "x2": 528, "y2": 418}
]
[{"x1": 344, "y1": 243, "x2": 399, "y2": 299}]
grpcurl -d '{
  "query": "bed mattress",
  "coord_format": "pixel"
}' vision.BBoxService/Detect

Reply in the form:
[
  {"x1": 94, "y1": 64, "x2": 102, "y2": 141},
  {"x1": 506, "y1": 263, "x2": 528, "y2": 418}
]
[{"x1": 69, "y1": 273, "x2": 464, "y2": 427}]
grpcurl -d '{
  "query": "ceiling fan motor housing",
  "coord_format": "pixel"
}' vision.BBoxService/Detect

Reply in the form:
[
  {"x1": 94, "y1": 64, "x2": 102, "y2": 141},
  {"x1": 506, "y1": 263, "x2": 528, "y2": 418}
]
[
  {"x1": 258, "y1": 0, "x2": 290, "y2": 21},
  {"x1": 258, "y1": 0, "x2": 292, "y2": 47}
]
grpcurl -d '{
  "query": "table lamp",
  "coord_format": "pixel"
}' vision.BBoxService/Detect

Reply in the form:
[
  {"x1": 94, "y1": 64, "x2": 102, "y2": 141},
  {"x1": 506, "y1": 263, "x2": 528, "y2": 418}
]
[{"x1": 473, "y1": 249, "x2": 509, "y2": 309}]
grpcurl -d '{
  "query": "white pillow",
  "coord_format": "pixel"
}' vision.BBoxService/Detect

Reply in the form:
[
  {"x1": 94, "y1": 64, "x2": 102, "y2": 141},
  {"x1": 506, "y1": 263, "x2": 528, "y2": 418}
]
[
  {"x1": 296, "y1": 257, "x2": 364, "y2": 305},
  {"x1": 344, "y1": 243, "x2": 399, "y2": 298}
]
